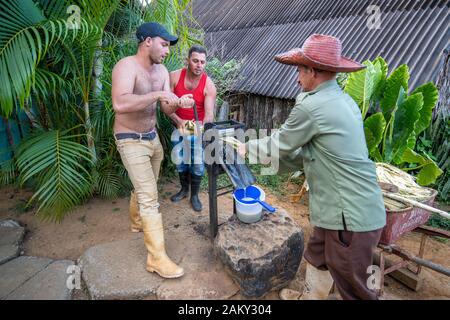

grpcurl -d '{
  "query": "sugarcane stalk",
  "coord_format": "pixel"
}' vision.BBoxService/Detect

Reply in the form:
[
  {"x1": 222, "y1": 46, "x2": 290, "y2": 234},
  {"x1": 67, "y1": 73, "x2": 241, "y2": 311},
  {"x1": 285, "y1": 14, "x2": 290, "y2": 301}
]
[
  {"x1": 220, "y1": 136, "x2": 241, "y2": 150},
  {"x1": 382, "y1": 192, "x2": 450, "y2": 219}
]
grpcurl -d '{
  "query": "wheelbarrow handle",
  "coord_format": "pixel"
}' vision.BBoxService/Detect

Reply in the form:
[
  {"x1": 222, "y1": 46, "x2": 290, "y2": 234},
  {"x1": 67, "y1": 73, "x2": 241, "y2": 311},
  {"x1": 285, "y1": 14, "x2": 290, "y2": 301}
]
[{"x1": 382, "y1": 192, "x2": 450, "y2": 220}]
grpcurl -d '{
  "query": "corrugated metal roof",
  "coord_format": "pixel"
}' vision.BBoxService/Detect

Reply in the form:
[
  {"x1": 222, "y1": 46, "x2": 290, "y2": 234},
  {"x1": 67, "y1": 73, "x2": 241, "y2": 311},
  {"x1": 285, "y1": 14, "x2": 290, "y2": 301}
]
[{"x1": 194, "y1": 0, "x2": 450, "y2": 99}]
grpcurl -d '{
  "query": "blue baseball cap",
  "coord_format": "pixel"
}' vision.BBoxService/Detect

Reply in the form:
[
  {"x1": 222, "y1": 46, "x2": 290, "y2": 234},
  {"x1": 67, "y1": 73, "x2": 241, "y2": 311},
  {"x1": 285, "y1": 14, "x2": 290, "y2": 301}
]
[{"x1": 136, "y1": 22, "x2": 178, "y2": 46}]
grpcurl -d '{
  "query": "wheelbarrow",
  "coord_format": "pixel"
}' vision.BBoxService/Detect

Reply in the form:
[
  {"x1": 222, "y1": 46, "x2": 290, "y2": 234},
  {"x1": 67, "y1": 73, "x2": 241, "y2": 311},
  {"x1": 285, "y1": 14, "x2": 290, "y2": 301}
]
[{"x1": 375, "y1": 184, "x2": 450, "y2": 296}]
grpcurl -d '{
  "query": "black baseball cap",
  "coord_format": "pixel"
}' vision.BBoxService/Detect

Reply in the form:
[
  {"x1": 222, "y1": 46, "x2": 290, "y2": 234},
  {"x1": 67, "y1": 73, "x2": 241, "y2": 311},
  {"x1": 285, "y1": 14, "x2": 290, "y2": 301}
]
[{"x1": 136, "y1": 22, "x2": 178, "y2": 46}]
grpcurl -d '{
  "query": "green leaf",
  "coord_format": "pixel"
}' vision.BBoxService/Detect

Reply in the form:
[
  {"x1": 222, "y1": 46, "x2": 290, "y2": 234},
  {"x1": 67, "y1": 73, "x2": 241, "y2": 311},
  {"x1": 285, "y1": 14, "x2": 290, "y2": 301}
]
[
  {"x1": 0, "y1": 159, "x2": 17, "y2": 186},
  {"x1": 344, "y1": 60, "x2": 382, "y2": 119},
  {"x1": 373, "y1": 56, "x2": 388, "y2": 78},
  {"x1": 371, "y1": 148, "x2": 383, "y2": 162},
  {"x1": 411, "y1": 82, "x2": 439, "y2": 137},
  {"x1": 384, "y1": 92, "x2": 422, "y2": 163},
  {"x1": 364, "y1": 112, "x2": 386, "y2": 156},
  {"x1": 417, "y1": 163, "x2": 443, "y2": 186},
  {"x1": 371, "y1": 56, "x2": 388, "y2": 102},
  {"x1": 402, "y1": 147, "x2": 426, "y2": 164},
  {"x1": 407, "y1": 131, "x2": 417, "y2": 149},
  {"x1": 380, "y1": 64, "x2": 409, "y2": 121},
  {"x1": 16, "y1": 128, "x2": 93, "y2": 221},
  {"x1": 401, "y1": 148, "x2": 443, "y2": 186}
]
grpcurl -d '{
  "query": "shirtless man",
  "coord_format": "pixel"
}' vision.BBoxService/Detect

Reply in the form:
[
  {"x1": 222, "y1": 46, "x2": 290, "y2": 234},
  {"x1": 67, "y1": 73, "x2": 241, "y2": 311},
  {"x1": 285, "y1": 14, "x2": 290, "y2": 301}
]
[{"x1": 112, "y1": 22, "x2": 193, "y2": 278}]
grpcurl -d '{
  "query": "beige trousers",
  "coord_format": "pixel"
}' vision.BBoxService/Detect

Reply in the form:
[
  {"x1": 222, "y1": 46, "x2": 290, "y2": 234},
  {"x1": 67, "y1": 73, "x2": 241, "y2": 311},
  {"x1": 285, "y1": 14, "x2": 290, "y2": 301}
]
[{"x1": 115, "y1": 134, "x2": 164, "y2": 217}]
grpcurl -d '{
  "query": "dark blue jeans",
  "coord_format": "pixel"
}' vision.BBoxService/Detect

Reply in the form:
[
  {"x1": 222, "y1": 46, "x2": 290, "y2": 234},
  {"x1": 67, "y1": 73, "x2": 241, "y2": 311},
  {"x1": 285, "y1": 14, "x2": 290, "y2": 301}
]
[{"x1": 171, "y1": 129, "x2": 204, "y2": 176}]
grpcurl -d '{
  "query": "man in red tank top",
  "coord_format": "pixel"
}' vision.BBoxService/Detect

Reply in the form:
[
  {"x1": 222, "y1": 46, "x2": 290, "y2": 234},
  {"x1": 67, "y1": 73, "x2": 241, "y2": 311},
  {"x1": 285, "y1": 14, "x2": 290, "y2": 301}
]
[{"x1": 169, "y1": 45, "x2": 217, "y2": 211}]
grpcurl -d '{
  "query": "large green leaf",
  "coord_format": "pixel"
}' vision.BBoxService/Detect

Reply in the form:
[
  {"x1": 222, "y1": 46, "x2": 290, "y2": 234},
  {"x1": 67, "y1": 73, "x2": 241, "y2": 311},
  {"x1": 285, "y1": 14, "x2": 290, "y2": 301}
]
[
  {"x1": 411, "y1": 82, "x2": 439, "y2": 137},
  {"x1": 384, "y1": 92, "x2": 423, "y2": 164},
  {"x1": 344, "y1": 60, "x2": 382, "y2": 119},
  {"x1": 382, "y1": 86, "x2": 406, "y2": 158},
  {"x1": 406, "y1": 83, "x2": 439, "y2": 150},
  {"x1": 374, "y1": 56, "x2": 388, "y2": 78},
  {"x1": 371, "y1": 56, "x2": 388, "y2": 102},
  {"x1": 380, "y1": 64, "x2": 409, "y2": 121},
  {"x1": 16, "y1": 128, "x2": 93, "y2": 221},
  {"x1": 401, "y1": 148, "x2": 443, "y2": 186},
  {"x1": 364, "y1": 112, "x2": 386, "y2": 156}
]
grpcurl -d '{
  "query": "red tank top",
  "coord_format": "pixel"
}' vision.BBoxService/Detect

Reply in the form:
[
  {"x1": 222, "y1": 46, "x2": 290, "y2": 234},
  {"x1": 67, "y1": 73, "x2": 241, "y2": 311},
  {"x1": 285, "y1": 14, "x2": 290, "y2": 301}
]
[{"x1": 174, "y1": 68, "x2": 207, "y2": 121}]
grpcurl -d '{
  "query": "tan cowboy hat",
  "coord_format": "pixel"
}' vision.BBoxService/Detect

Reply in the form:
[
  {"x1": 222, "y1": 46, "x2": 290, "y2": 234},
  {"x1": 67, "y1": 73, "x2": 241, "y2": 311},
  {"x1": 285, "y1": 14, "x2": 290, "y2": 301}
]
[{"x1": 274, "y1": 34, "x2": 365, "y2": 72}]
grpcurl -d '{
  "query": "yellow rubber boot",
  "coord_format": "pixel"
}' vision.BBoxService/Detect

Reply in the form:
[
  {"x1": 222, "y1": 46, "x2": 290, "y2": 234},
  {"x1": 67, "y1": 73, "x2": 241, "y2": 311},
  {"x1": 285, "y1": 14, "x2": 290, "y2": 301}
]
[{"x1": 141, "y1": 214, "x2": 184, "y2": 279}]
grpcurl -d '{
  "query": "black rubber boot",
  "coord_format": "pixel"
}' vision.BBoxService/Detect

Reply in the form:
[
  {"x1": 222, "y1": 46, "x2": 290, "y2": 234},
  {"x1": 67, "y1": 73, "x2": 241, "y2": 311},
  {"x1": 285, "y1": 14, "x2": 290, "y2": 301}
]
[
  {"x1": 190, "y1": 174, "x2": 203, "y2": 212},
  {"x1": 170, "y1": 172, "x2": 190, "y2": 202}
]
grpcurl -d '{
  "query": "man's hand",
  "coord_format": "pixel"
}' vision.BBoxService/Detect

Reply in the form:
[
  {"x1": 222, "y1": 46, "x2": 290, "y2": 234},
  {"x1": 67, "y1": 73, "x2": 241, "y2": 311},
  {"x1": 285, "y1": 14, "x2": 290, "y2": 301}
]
[
  {"x1": 159, "y1": 91, "x2": 179, "y2": 106},
  {"x1": 177, "y1": 94, "x2": 195, "y2": 108},
  {"x1": 176, "y1": 119, "x2": 188, "y2": 135},
  {"x1": 222, "y1": 137, "x2": 247, "y2": 158},
  {"x1": 177, "y1": 118, "x2": 188, "y2": 129}
]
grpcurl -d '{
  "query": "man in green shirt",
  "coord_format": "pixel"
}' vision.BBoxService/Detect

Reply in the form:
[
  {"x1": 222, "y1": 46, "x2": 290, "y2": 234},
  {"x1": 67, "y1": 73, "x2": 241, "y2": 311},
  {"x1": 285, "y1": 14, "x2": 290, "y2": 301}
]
[{"x1": 238, "y1": 34, "x2": 386, "y2": 300}]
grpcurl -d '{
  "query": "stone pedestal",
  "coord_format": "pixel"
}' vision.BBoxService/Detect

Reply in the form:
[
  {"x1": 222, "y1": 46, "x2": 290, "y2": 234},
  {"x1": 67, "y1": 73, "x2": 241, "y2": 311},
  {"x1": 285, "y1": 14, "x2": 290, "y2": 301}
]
[{"x1": 214, "y1": 209, "x2": 304, "y2": 297}]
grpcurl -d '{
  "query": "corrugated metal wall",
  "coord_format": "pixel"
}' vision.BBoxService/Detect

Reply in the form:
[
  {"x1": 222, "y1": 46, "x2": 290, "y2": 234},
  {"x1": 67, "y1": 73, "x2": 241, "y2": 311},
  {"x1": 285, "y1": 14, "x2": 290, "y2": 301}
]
[{"x1": 194, "y1": 0, "x2": 450, "y2": 99}]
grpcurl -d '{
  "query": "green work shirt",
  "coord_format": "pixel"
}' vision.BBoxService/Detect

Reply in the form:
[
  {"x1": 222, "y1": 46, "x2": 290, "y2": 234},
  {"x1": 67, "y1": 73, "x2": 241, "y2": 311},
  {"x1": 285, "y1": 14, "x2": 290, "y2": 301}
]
[{"x1": 247, "y1": 79, "x2": 386, "y2": 232}]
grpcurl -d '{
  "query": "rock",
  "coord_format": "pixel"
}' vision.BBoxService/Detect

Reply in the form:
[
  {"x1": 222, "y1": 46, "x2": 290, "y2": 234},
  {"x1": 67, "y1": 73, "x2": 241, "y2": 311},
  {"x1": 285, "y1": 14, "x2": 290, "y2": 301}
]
[
  {"x1": 0, "y1": 256, "x2": 52, "y2": 299},
  {"x1": 214, "y1": 209, "x2": 304, "y2": 298},
  {"x1": 156, "y1": 225, "x2": 239, "y2": 300},
  {"x1": 0, "y1": 245, "x2": 21, "y2": 265},
  {"x1": 156, "y1": 269, "x2": 239, "y2": 300},
  {"x1": 78, "y1": 235, "x2": 164, "y2": 300},
  {"x1": 0, "y1": 219, "x2": 21, "y2": 228},
  {"x1": 6, "y1": 260, "x2": 74, "y2": 300},
  {"x1": 191, "y1": 213, "x2": 233, "y2": 239},
  {"x1": 79, "y1": 222, "x2": 239, "y2": 300},
  {"x1": 0, "y1": 225, "x2": 25, "y2": 265}
]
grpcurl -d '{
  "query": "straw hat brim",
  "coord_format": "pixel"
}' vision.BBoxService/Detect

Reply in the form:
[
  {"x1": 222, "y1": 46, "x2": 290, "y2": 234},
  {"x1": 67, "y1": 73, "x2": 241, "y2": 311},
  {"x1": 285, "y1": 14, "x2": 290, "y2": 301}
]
[{"x1": 274, "y1": 48, "x2": 366, "y2": 73}]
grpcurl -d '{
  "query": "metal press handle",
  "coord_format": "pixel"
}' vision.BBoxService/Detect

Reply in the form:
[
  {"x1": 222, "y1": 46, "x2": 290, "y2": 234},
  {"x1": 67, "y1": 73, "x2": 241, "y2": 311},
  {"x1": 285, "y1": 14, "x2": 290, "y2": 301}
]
[{"x1": 192, "y1": 102, "x2": 201, "y2": 137}]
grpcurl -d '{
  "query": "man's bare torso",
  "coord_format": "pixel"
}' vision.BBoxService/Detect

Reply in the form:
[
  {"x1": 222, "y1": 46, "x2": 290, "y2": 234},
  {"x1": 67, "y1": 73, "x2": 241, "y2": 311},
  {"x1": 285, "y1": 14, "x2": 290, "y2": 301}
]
[{"x1": 113, "y1": 56, "x2": 165, "y2": 133}]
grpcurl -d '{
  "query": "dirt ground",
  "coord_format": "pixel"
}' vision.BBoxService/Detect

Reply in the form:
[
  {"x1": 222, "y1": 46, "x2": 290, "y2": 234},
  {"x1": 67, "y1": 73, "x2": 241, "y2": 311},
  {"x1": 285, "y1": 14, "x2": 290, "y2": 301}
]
[{"x1": 0, "y1": 179, "x2": 449, "y2": 300}]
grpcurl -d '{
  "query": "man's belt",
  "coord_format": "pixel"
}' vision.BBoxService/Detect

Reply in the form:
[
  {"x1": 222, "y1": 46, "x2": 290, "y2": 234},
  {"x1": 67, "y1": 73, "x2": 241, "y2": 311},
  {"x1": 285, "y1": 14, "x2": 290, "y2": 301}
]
[{"x1": 115, "y1": 131, "x2": 156, "y2": 141}]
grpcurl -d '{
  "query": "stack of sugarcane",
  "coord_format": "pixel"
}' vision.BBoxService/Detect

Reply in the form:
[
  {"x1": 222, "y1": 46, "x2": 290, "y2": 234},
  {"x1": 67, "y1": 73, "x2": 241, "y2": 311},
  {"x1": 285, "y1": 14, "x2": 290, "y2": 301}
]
[{"x1": 376, "y1": 163, "x2": 449, "y2": 219}]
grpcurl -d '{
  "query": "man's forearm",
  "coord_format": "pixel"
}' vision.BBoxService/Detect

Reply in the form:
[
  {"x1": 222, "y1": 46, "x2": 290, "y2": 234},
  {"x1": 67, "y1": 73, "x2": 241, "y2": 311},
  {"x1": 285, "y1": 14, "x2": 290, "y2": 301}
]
[
  {"x1": 203, "y1": 113, "x2": 214, "y2": 124},
  {"x1": 169, "y1": 113, "x2": 182, "y2": 126},
  {"x1": 114, "y1": 92, "x2": 161, "y2": 114},
  {"x1": 159, "y1": 100, "x2": 180, "y2": 116}
]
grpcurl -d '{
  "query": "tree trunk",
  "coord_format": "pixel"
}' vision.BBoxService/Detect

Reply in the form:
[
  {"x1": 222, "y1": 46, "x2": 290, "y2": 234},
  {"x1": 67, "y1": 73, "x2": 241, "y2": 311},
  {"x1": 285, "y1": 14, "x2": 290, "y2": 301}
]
[
  {"x1": 93, "y1": 38, "x2": 103, "y2": 98},
  {"x1": 84, "y1": 100, "x2": 97, "y2": 164},
  {"x1": 85, "y1": 38, "x2": 104, "y2": 165}
]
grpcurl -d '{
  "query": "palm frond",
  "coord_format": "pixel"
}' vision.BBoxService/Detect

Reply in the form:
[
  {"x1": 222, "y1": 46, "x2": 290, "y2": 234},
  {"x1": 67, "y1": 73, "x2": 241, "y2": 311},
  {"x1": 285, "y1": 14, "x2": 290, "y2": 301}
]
[
  {"x1": 16, "y1": 127, "x2": 94, "y2": 221},
  {"x1": 0, "y1": 159, "x2": 17, "y2": 186},
  {"x1": 93, "y1": 160, "x2": 122, "y2": 199},
  {"x1": 0, "y1": 0, "x2": 99, "y2": 116}
]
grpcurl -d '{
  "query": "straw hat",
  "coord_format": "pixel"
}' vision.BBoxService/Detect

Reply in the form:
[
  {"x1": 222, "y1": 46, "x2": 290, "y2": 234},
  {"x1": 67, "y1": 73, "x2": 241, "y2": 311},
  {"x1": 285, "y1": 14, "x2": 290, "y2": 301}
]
[{"x1": 274, "y1": 34, "x2": 365, "y2": 72}]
